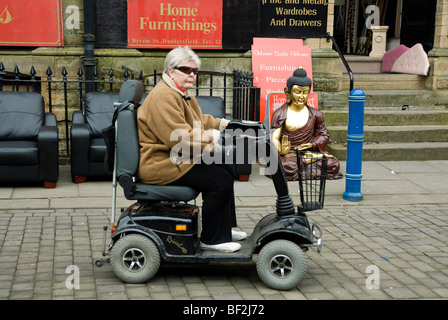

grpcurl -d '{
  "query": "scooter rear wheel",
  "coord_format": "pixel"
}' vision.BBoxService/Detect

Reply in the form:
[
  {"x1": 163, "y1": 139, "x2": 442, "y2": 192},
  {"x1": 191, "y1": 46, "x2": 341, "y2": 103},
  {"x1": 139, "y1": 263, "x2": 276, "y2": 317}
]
[
  {"x1": 110, "y1": 234, "x2": 161, "y2": 284},
  {"x1": 256, "y1": 239, "x2": 308, "y2": 290}
]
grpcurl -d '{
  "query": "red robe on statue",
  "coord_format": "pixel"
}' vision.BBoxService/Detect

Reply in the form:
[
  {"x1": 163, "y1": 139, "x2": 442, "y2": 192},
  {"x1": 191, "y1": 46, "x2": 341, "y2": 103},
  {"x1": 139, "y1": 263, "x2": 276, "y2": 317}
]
[{"x1": 271, "y1": 103, "x2": 343, "y2": 181}]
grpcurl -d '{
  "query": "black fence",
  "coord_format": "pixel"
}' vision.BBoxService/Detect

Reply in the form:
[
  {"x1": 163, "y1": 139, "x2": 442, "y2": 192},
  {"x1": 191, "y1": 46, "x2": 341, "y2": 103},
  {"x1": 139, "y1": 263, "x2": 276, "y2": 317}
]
[{"x1": 0, "y1": 62, "x2": 260, "y2": 156}]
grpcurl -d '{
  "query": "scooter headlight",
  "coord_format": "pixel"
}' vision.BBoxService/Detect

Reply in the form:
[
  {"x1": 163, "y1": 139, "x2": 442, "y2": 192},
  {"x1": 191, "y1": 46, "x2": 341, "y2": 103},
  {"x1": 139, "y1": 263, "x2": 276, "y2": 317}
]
[{"x1": 111, "y1": 221, "x2": 118, "y2": 235}]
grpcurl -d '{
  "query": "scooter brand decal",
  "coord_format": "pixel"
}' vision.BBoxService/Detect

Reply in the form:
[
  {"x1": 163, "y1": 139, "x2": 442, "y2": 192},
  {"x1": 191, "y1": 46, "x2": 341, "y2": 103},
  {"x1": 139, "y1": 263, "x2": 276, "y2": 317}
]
[{"x1": 166, "y1": 235, "x2": 187, "y2": 253}]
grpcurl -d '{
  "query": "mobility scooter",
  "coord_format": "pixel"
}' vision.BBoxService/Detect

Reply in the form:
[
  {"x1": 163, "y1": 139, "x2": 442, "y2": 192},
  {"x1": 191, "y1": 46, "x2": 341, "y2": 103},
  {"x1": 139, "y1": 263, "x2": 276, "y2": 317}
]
[{"x1": 96, "y1": 80, "x2": 325, "y2": 290}]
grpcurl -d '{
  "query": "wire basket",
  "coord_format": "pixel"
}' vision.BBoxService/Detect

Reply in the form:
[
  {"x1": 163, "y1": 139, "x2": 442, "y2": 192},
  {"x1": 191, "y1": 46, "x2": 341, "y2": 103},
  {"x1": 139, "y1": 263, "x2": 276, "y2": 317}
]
[{"x1": 296, "y1": 150, "x2": 328, "y2": 213}]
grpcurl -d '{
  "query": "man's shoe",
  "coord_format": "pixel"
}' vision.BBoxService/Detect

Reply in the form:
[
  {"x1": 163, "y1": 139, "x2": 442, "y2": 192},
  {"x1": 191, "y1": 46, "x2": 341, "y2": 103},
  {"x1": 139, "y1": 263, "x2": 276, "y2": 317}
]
[
  {"x1": 232, "y1": 230, "x2": 248, "y2": 241},
  {"x1": 200, "y1": 242, "x2": 241, "y2": 253}
]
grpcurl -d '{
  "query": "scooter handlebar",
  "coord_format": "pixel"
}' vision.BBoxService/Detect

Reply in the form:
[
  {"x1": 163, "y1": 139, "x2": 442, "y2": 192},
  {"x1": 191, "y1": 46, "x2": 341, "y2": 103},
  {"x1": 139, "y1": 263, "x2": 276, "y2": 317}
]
[{"x1": 225, "y1": 119, "x2": 266, "y2": 134}]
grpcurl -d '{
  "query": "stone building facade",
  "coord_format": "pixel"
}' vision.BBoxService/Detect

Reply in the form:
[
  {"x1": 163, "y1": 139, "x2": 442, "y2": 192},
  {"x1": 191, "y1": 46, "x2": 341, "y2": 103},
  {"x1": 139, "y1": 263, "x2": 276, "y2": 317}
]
[{"x1": 1, "y1": 0, "x2": 447, "y2": 158}]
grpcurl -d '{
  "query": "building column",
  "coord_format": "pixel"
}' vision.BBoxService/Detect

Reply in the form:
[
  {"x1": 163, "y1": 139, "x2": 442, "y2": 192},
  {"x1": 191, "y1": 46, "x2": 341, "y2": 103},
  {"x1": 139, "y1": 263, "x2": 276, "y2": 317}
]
[{"x1": 427, "y1": 0, "x2": 448, "y2": 104}]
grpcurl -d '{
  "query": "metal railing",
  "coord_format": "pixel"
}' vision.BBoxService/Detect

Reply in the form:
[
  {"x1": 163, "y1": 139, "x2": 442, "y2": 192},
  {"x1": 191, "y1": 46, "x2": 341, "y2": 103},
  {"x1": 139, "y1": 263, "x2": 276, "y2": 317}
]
[
  {"x1": 233, "y1": 70, "x2": 260, "y2": 121},
  {"x1": 326, "y1": 33, "x2": 354, "y2": 92},
  {"x1": 0, "y1": 62, "x2": 260, "y2": 156}
]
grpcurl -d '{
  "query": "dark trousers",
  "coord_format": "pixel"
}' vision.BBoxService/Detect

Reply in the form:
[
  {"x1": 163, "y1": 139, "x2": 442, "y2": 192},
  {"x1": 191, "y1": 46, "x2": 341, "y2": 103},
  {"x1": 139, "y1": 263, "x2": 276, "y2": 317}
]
[{"x1": 170, "y1": 163, "x2": 237, "y2": 245}]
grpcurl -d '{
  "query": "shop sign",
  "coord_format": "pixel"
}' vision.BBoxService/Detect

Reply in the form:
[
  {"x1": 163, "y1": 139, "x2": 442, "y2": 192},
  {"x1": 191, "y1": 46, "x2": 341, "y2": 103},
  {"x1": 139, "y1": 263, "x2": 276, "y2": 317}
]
[
  {"x1": 0, "y1": 0, "x2": 63, "y2": 47},
  {"x1": 260, "y1": 0, "x2": 328, "y2": 38},
  {"x1": 252, "y1": 37, "x2": 316, "y2": 124},
  {"x1": 127, "y1": 0, "x2": 223, "y2": 49}
]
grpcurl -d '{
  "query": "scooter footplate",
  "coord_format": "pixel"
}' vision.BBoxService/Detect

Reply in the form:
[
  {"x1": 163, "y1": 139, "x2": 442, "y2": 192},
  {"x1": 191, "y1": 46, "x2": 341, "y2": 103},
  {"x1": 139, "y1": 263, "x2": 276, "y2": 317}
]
[{"x1": 199, "y1": 239, "x2": 253, "y2": 262}]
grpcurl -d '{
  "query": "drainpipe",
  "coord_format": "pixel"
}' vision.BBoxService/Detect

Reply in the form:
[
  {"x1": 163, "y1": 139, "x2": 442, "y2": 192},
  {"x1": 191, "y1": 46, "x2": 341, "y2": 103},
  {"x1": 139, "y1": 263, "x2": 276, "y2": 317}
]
[{"x1": 83, "y1": 0, "x2": 96, "y2": 93}]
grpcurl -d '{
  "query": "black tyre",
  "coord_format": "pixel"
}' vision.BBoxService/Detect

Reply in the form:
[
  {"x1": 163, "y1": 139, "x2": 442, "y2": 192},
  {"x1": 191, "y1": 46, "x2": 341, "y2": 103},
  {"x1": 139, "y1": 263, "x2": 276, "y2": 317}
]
[
  {"x1": 256, "y1": 239, "x2": 308, "y2": 290},
  {"x1": 110, "y1": 234, "x2": 161, "y2": 284}
]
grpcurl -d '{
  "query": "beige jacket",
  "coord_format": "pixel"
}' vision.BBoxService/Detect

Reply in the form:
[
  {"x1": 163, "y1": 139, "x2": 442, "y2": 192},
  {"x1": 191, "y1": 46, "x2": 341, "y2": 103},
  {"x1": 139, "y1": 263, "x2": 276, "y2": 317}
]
[{"x1": 137, "y1": 75, "x2": 227, "y2": 184}]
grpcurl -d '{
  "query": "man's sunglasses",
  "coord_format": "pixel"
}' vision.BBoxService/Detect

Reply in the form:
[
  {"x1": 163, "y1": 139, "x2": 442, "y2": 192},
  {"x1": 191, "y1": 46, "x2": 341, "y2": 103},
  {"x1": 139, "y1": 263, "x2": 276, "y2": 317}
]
[{"x1": 174, "y1": 66, "x2": 199, "y2": 75}]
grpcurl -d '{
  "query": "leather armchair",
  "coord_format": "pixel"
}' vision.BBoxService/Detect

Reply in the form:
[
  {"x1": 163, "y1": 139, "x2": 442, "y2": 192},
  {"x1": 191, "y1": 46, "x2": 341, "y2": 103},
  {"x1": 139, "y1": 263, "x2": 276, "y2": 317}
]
[
  {"x1": 70, "y1": 92, "x2": 119, "y2": 183},
  {"x1": 0, "y1": 91, "x2": 59, "y2": 188},
  {"x1": 195, "y1": 96, "x2": 232, "y2": 120}
]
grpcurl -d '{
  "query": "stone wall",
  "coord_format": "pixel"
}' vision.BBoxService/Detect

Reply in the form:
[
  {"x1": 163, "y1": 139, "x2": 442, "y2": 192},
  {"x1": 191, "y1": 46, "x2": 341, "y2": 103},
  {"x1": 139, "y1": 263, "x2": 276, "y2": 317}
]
[{"x1": 428, "y1": 0, "x2": 448, "y2": 101}]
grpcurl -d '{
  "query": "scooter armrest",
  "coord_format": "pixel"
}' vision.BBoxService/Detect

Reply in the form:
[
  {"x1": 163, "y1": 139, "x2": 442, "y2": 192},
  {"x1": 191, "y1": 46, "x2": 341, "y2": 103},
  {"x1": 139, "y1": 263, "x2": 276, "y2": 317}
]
[{"x1": 119, "y1": 174, "x2": 147, "y2": 197}]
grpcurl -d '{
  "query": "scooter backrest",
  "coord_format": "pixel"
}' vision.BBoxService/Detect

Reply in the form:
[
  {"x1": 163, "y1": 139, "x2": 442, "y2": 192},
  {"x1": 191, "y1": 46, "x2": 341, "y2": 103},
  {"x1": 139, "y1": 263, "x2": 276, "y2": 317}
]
[
  {"x1": 116, "y1": 108, "x2": 139, "y2": 177},
  {"x1": 118, "y1": 80, "x2": 144, "y2": 106},
  {"x1": 115, "y1": 80, "x2": 144, "y2": 177}
]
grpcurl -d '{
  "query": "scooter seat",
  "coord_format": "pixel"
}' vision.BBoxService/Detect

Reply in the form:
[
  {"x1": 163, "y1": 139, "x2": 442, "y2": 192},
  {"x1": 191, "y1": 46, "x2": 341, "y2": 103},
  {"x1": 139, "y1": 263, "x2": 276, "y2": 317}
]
[
  {"x1": 118, "y1": 174, "x2": 199, "y2": 202},
  {"x1": 126, "y1": 183, "x2": 199, "y2": 202}
]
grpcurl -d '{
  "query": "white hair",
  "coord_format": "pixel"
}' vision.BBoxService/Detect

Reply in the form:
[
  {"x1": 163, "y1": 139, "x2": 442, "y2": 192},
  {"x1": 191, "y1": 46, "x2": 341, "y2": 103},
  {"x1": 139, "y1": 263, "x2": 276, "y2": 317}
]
[{"x1": 163, "y1": 46, "x2": 201, "y2": 74}]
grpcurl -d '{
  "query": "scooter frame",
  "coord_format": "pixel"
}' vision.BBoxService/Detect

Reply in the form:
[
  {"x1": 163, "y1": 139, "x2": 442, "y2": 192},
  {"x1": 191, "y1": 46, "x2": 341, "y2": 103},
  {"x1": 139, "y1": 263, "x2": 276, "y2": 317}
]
[{"x1": 96, "y1": 104, "x2": 323, "y2": 291}]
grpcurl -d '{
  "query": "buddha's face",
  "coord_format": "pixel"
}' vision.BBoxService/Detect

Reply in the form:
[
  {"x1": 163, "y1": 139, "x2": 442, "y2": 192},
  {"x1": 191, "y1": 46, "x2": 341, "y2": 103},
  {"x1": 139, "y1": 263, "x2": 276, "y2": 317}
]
[{"x1": 290, "y1": 85, "x2": 310, "y2": 108}]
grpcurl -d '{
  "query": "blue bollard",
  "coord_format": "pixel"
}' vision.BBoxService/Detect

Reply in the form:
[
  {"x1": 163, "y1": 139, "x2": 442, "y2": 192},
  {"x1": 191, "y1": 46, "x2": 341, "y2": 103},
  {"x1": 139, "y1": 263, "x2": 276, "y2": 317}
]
[{"x1": 343, "y1": 88, "x2": 365, "y2": 202}]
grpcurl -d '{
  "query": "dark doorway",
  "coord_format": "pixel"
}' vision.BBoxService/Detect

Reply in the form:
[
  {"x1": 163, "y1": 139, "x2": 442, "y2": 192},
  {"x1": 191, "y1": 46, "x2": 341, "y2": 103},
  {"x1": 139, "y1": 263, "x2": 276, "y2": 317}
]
[{"x1": 400, "y1": 0, "x2": 436, "y2": 52}]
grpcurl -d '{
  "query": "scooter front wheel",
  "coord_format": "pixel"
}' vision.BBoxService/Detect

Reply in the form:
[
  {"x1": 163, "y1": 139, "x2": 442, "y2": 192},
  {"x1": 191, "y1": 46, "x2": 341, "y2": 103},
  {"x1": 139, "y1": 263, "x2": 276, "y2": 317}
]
[
  {"x1": 256, "y1": 240, "x2": 308, "y2": 290},
  {"x1": 110, "y1": 234, "x2": 161, "y2": 284}
]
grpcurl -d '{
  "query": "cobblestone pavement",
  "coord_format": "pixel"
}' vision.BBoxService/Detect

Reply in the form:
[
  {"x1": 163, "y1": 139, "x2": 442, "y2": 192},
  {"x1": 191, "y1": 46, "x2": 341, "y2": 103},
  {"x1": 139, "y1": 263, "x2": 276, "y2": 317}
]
[{"x1": 1, "y1": 203, "x2": 447, "y2": 300}]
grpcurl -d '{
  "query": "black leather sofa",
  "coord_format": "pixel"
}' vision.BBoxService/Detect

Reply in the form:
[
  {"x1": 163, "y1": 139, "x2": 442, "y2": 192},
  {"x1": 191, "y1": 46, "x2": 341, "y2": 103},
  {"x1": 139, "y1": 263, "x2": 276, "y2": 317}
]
[
  {"x1": 0, "y1": 91, "x2": 59, "y2": 188},
  {"x1": 70, "y1": 91, "x2": 119, "y2": 183}
]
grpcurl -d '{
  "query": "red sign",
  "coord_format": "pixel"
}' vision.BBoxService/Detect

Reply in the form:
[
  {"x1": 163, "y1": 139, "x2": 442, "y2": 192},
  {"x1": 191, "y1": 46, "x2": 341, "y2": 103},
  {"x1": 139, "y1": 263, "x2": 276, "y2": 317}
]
[
  {"x1": 0, "y1": 0, "x2": 63, "y2": 47},
  {"x1": 252, "y1": 38, "x2": 315, "y2": 124},
  {"x1": 127, "y1": 0, "x2": 223, "y2": 49}
]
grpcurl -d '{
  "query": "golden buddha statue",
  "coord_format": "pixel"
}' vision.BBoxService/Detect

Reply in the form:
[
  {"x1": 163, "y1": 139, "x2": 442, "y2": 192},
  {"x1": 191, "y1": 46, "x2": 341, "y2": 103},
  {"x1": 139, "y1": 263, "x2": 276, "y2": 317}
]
[{"x1": 271, "y1": 67, "x2": 343, "y2": 180}]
